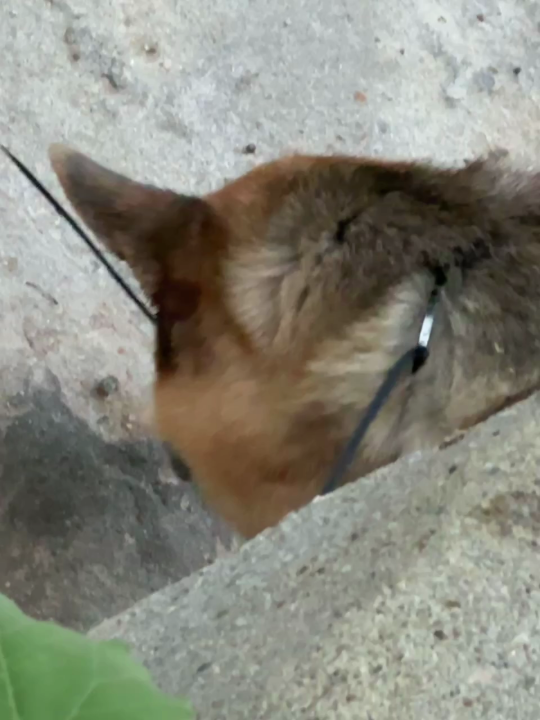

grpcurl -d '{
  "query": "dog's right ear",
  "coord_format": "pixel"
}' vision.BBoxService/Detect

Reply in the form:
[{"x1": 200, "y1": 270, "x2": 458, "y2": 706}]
[{"x1": 48, "y1": 144, "x2": 210, "y2": 300}]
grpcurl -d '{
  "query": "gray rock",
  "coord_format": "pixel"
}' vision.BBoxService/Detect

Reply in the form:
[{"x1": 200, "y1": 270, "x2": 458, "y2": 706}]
[{"x1": 92, "y1": 394, "x2": 540, "y2": 718}]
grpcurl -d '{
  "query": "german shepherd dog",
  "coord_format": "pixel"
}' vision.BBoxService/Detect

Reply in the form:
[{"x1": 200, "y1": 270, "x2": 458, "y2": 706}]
[{"x1": 50, "y1": 145, "x2": 540, "y2": 538}]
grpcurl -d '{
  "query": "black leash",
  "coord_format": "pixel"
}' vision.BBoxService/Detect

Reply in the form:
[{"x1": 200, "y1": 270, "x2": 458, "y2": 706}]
[
  {"x1": 3, "y1": 145, "x2": 448, "y2": 497},
  {"x1": 321, "y1": 270, "x2": 447, "y2": 495},
  {"x1": 1, "y1": 145, "x2": 156, "y2": 324}
]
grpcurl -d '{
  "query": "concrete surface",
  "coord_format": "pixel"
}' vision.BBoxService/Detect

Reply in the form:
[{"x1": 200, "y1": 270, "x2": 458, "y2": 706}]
[{"x1": 93, "y1": 394, "x2": 540, "y2": 719}]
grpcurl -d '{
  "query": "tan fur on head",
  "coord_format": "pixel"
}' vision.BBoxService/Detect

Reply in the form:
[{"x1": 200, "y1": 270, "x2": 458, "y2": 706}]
[{"x1": 50, "y1": 145, "x2": 540, "y2": 537}]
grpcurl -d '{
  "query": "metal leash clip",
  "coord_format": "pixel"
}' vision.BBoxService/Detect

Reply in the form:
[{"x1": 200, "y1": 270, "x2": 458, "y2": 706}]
[{"x1": 412, "y1": 267, "x2": 448, "y2": 374}]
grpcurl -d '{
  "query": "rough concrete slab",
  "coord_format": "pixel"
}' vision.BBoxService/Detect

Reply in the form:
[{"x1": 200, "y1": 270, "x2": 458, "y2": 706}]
[{"x1": 93, "y1": 394, "x2": 540, "y2": 719}]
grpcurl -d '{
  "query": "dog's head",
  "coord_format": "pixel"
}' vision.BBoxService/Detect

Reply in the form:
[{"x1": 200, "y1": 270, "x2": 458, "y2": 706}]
[{"x1": 50, "y1": 146, "x2": 494, "y2": 536}]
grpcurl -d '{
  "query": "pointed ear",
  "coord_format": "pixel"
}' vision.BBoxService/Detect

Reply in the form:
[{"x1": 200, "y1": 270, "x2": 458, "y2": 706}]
[{"x1": 48, "y1": 144, "x2": 206, "y2": 298}]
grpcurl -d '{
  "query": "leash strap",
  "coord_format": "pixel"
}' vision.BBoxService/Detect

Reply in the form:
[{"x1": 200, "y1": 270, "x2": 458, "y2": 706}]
[
  {"x1": 1, "y1": 145, "x2": 156, "y2": 324},
  {"x1": 320, "y1": 270, "x2": 447, "y2": 496},
  {"x1": 320, "y1": 345, "x2": 426, "y2": 496}
]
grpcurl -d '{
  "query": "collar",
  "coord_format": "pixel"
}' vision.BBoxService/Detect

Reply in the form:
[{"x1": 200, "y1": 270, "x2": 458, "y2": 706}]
[{"x1": 320, "y1": 263, "x2": 449, "y2": 496}]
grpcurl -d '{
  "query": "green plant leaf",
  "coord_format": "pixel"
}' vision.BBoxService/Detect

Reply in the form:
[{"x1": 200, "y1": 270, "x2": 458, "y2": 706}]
[{"x1": 0, "y1": 594, "x2": 194, "y2": 720}]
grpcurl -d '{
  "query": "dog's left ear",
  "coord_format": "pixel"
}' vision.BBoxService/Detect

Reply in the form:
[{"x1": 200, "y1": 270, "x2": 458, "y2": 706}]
[{"x1": 49, "y1": 144, "x2": 213, "y2": 304}]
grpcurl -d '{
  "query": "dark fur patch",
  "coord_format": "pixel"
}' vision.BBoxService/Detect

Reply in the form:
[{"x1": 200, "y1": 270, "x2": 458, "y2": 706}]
[
  {"x1": 154, "y1": 279, "x2": 201, "y2": 370},
  {"x1": 296, "y1": 286, "x2": 310, "y2": 313}
]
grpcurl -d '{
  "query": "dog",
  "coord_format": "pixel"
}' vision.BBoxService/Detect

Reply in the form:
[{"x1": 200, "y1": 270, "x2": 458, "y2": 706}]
[{"x1": 49, "y1": 145, "x2": 540, "y2": 538}]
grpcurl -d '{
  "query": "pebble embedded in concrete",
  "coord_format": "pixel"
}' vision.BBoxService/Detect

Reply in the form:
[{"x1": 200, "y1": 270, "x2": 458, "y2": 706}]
[{"x1": 94, "y1": 375, "x2": 120, "y2": 398}]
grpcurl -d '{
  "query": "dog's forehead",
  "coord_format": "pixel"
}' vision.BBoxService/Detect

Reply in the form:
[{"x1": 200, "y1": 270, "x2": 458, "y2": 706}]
[
  {"x1": 206, "y1": 155, "x2": 376, "y2": 244},
  {"x1": 211, "y1": 156, "x2": 353, "y2": 206},
  {"x1": 211, "y1": 154, "x2": 404, "y2": 214}
]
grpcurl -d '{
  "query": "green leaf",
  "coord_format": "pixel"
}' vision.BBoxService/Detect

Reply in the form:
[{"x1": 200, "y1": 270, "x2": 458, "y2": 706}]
[{"x1": 0, "y1": 594, "x2": 194, "y2": 720}]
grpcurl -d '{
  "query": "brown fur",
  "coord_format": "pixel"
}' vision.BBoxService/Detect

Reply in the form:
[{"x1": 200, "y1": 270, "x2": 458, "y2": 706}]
[{"x1": 49, "y1": 145, "x2": 540, "y2": 537}]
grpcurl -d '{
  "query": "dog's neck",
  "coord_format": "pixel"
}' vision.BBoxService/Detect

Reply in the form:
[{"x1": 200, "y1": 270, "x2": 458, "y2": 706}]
[
  {"x1": 305, "y1": 233, "x2": 540, "y2": 482},
  {"x1": 401, "y1": 238, "x2": 540, "y2": 455}
]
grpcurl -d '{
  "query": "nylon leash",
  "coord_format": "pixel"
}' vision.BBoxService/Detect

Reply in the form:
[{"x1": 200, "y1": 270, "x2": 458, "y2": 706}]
[
  {"x1": 1, "y1": 145, "x2": 156, "y2": 324},
  {"x1": 320, "y1": 269, "x2": 447, "y2": 495}
]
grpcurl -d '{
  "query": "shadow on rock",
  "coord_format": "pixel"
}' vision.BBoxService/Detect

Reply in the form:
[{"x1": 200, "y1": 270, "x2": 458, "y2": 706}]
[{"x1": 0, "y1": 382, "x2": 231, "y2": 630}]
